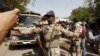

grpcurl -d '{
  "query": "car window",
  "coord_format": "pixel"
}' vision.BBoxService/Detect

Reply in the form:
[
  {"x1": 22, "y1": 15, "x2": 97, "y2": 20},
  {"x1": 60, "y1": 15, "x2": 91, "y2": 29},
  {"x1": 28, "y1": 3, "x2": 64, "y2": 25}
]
[{"x1": 18, "y1": 15, "x2": 40, "y2": 26}]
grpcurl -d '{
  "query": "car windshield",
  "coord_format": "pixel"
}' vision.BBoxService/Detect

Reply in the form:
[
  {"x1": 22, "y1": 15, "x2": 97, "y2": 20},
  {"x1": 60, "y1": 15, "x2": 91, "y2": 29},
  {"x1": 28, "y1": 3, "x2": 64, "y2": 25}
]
[{"x1": 18, "y1": 15, "x2": 40, "y2": 26}]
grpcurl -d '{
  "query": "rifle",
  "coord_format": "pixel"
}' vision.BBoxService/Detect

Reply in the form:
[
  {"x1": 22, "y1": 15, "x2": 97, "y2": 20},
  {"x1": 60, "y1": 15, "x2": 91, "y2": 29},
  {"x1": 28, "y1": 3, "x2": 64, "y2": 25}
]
[{"x1": 36, "y1": 32, "x2": 48, "y2": 56}]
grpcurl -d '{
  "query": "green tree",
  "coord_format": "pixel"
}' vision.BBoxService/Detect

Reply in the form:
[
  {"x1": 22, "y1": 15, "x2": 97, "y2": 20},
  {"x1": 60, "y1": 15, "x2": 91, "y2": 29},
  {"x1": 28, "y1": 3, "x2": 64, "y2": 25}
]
[
  {"x1": 69, "y1": 7, "x2": 93, "y2": 23},
  {"x1": 94, "y1": 0, "x2": 100, "y2": 18},
  {"x1": 4, "y1": 0, "x2": 32, "y2": 12}
]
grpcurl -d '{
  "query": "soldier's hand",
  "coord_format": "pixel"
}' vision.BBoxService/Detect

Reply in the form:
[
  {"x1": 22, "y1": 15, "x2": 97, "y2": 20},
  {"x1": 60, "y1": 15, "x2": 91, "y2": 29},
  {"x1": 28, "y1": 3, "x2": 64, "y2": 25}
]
[
  {"x1": 31, "y1": 28, "x2": 39, "y2": 33},
  {"x1": 55, "y1": 25, "x2": 65, "y2": 32},
  {"x1": 0, "y1": 8, "x2": 19, "y2": 31},
  {"x1": 42, "y1": 26, "x2": 49, "y2": 34}
]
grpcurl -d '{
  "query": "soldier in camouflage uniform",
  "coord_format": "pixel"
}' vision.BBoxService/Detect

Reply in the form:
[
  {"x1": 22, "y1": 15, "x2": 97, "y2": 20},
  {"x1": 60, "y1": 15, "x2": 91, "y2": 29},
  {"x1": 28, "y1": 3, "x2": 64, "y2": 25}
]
[
  {"x1": 70, "y1": 22, "x2": 82, "y2": 56},
  {"x1": 40, "y1": 10, "x2": 61, "y2": 56},
  {"x1": 35, "y1": 11, "x2": 83, "y2": 56},
  {"x1": 56, "y1": 22, "x2": 83, "y2": 56}
]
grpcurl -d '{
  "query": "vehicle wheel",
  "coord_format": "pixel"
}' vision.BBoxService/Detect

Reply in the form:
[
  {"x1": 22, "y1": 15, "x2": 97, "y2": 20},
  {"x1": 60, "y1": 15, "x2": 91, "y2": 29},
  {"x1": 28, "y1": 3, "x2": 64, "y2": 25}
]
[{"x1": 9, "y1": 45, "x2": 16, "y2": 50}]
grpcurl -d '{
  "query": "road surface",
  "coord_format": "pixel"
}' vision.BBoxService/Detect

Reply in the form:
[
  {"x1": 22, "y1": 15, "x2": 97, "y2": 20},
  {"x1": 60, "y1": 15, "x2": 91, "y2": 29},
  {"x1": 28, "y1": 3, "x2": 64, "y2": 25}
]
[
  {"x1": 0, "y1": 38, "x2": 99, "y2": 56},
  {"x1": 0, "y1": 41, "x2": 35, "y2": 56}
]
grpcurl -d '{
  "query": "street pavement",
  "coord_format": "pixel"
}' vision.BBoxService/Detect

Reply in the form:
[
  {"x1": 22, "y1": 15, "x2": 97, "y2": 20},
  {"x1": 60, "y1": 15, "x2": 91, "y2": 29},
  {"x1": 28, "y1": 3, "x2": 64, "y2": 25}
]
[
  {"x1": 0, "y1": 41, "x2": 35, "y2": 56},
  {"x1": 0, "y1": 38, "x2": 99, "y2": 56}
]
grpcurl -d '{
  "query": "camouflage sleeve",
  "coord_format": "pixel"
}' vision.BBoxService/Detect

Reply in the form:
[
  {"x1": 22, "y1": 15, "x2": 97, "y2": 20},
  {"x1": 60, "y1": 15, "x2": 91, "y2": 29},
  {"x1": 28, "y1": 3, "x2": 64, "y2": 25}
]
[
  {"x1": 55, "y1": 24, "x2": 78, "y2": 37},
  {"x1": 61, "y1": 29, "x2": 78, "y2": 37}
]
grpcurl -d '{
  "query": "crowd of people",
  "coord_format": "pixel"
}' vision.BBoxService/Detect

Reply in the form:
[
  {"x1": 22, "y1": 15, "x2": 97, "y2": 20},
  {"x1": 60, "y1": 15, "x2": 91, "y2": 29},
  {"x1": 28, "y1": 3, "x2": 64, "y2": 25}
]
[{"x1": 0, "y1": 9, "x2": 100, "y2": 56}]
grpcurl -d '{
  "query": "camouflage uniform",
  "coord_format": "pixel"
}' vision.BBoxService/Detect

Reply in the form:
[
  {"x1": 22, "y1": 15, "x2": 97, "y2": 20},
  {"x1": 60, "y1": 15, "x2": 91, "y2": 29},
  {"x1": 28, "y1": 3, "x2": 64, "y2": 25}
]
[
  {"x1": 44, "y1": 23, "x2": 61, "y2": 56},
  {"x1": 36, "y1": 10, "x2": 61, "y2": 56},
  {"x1": 62, "y1": 22, "x2": 82, "y2": 56},
  {"x1": 71, "y1": 22, "x2": 82, "y2": 56}
]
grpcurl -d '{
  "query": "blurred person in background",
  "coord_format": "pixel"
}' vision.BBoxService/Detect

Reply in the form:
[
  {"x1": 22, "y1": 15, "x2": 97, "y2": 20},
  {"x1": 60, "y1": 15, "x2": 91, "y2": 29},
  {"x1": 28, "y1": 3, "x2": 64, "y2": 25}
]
[{"x1": 86, "y1": 18, "x2": 100, "y2": 54}]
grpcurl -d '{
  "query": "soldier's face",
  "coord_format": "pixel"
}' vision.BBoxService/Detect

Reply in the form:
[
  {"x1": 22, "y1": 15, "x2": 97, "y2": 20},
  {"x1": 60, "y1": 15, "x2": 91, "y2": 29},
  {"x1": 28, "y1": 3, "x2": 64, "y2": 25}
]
[{"x1": 47, "y1": 16, "x2": 55, "y2": 23}]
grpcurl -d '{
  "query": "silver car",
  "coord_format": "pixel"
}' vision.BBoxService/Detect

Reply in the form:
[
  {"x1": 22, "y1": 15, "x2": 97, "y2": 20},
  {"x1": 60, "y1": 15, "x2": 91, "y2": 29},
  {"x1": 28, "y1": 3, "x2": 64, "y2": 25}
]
[{"x1": 9, "y1": 14, "x2": 41, "y2": 49}]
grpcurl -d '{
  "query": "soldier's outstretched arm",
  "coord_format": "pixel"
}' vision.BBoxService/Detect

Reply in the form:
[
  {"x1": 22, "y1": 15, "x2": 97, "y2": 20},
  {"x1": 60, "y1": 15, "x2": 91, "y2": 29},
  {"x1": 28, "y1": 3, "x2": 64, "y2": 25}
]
[
  {"x1": 56, "y1": 26, "x2": 78, "y2": 37},
  {"x1": 61, "y1": 29, "x2": 78, "y2": 37}
]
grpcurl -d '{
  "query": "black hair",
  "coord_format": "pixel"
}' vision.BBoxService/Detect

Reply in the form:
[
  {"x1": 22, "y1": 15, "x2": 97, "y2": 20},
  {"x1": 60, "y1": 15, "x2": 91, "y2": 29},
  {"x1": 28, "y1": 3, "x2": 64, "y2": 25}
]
[
  {"x1": 94, "y1": 18, "x2": 100, "y2": 24},
  {"x1": 45, "y1": 10, "x2": 55, "y2": 17}
]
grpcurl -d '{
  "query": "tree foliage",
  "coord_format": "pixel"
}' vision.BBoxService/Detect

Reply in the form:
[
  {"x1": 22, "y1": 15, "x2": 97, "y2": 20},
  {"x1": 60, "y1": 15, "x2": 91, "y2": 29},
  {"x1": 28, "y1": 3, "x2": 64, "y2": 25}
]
[
  {"x1": 69, "y1": 7, "x2": 93, "y2": 23},
  {"x1": 4, "y1": 0, "x2": 31, "y2": 12},
  {"x1": 69, "y1": 0, "x2": 95, "y2": 23},
  {"x1": 94, "y1": 0, "x2": 100, "y2": 18}
]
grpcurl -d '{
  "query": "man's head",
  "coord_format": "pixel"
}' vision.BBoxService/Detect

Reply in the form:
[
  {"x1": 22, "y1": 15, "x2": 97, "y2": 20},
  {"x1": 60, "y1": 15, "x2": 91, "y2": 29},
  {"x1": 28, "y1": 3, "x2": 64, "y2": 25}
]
[{"x1": 44, "y1": 10, "x2": 55, "y2": 24}]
